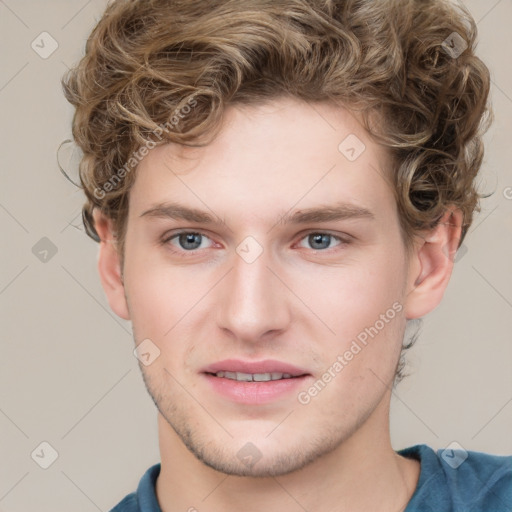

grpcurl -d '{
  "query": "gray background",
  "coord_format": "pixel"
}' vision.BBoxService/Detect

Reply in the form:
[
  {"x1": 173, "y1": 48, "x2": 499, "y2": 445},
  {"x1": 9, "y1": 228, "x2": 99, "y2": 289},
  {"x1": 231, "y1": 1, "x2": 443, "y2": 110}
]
[{"x1": 0, "y1": 1, "x2": 511, "y2": 510}]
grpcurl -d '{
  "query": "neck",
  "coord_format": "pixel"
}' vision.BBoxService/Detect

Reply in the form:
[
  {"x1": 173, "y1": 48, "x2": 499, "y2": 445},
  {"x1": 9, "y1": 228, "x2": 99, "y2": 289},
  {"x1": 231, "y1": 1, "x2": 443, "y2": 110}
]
[{"x1": 155, "y1": 391, "x2": 420, "y2": 512}]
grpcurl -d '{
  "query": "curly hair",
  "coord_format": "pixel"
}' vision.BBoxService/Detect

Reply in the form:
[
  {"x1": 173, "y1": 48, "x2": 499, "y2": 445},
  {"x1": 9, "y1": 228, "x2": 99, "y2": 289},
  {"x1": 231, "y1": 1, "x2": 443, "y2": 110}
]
[{"x1": 61, "y1": 0, "x2": 491, "y2": 383}]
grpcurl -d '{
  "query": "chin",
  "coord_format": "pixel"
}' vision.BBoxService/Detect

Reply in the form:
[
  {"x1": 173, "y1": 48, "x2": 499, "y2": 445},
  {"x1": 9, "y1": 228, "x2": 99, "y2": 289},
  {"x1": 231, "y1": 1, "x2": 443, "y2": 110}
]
[{"x1": 172, "y1": 416, "x2": 350, "y2": 478}]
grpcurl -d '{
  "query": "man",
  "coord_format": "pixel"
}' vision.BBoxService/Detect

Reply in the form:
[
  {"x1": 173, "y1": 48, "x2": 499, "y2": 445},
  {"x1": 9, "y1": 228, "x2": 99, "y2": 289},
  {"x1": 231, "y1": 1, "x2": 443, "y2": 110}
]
[{"x1": 61, "y1": 0, "x2": 511, "y2": 511}]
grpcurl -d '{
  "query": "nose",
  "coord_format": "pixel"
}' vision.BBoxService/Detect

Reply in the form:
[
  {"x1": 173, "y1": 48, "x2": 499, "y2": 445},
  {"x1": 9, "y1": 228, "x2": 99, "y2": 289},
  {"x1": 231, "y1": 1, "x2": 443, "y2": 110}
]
[{"x1": 215, "y1": 243, "x2": 291, "y2": 343}]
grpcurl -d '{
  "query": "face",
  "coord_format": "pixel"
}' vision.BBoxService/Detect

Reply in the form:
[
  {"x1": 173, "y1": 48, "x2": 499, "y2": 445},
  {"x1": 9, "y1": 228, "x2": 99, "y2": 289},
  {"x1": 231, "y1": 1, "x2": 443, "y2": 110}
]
[{"x1": 119, "y1": 98, "x2": 414, "y2": 477}]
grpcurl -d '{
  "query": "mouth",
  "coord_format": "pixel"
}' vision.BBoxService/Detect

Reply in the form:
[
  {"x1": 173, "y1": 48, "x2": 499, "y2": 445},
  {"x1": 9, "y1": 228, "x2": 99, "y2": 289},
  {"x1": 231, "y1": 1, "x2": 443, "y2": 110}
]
[
  {"x1": 205, "y1": 371, "x2": 305, "y2": 382},
  {"x1": 201, "y1": 359, "x2": 312, "y2": 404},
  {"x1": 201, "y1": 358, "x2": 310, "y2": 380}
]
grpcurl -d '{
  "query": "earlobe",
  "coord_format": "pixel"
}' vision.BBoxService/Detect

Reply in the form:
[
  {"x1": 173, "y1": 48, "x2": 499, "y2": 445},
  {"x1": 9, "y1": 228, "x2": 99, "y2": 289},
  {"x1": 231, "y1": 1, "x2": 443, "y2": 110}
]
[
  {"x1": 404, "y1": 208, "x2": 463, "y2": 319},
  {"x1": 93, "y1": 210, "x2": 131, "y2": 320}
]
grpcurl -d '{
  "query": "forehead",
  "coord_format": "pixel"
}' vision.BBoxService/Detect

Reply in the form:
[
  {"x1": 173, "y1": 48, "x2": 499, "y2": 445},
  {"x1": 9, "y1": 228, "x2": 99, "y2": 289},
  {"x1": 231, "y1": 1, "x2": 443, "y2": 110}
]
[{"x1": 129, "y1": 98, "x2": 396, "y2": 225}]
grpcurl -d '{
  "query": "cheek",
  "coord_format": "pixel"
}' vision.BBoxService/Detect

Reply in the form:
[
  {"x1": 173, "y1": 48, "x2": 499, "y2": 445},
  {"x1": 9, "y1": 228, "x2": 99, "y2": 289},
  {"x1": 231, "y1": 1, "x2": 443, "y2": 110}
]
[
  {"x1": 122, "y1": 246, "x2": 216, "y2": 368},
  {"x1": 293, "y1": 249, "x2": 407, "y2": 391},
  {"x1": 300, "y1": 254, "x2": 406, "y2": 340},
  {"x1": 301, "y1": 274, "x2": 405, "y2": 413},
  {"x1": 124, "y1": 262, "x2": 200, "y2": 381},
  {"x1": 122, "y1": 248, "x2": 180, "y2": 339}
]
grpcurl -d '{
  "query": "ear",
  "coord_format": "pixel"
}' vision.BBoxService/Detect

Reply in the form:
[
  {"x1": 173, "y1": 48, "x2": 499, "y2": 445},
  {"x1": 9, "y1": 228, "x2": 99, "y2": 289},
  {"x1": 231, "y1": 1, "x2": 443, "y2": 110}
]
[
  {"x1": 404, "y1": 207, "x2": 463, "y2": 319},
  {"x1": 93, "y1": 210, "x2": 130, "y2": 320}
]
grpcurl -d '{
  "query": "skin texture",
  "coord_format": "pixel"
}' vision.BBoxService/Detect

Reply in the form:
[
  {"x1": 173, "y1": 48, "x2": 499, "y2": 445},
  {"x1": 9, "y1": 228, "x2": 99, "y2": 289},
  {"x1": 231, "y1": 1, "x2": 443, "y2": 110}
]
[{"x1": 94, "y1": 97, "x2": 462, "y2": 512}]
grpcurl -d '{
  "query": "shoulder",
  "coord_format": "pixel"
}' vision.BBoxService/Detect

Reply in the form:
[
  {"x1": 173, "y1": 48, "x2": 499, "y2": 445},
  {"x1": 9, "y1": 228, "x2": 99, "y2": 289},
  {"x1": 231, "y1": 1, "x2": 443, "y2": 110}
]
[
  {"x1": 109, "y1": 463, "x2": 162, "y2": 512},
  {"x1": 110, "y1": 493, "x2": 138, "y2": 512},
  {"x1": 440, "y1": 446, "x2": 512, "y2": 510},
  {"x1": 399, "y1": 444, "x2": 512, "y2": 512}
]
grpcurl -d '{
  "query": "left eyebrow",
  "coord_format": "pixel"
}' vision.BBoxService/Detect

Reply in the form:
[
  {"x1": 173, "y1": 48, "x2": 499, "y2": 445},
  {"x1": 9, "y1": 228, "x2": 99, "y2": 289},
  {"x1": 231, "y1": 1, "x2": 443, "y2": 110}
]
[
  {"x1": 139, "y1": 201, "x2": 375, "y2": 225},
  {"x1": 279, "y1": 203, "x2": 375, "y2": 225}
]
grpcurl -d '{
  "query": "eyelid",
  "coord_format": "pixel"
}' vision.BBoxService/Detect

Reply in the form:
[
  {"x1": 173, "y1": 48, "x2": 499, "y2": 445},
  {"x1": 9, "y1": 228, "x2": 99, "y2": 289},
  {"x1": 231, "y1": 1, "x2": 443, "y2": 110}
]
[
  {"x1": 293, "y1": 231, "x2": 351, "y2": 251},
  {"x1": 295, "y1": 229, "x2": 353, "y2": 242},
  {"x1": 161, "y1": 230, "x2": 216, "y2": 247}
]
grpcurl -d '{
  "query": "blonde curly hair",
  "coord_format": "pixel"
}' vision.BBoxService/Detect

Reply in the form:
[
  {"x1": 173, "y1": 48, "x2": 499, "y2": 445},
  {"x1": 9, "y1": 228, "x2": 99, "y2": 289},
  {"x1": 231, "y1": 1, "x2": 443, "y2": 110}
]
[{"x1": 62, "y1": 0, "x2": 491, "y2": 382}]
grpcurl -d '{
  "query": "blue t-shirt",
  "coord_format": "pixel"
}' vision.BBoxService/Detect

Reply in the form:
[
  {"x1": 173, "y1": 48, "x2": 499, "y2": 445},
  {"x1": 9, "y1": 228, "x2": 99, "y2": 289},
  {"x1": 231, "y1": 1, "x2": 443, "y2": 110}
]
[{"x1": 110, "y1": 444, "x2": 512, "y2": 511}]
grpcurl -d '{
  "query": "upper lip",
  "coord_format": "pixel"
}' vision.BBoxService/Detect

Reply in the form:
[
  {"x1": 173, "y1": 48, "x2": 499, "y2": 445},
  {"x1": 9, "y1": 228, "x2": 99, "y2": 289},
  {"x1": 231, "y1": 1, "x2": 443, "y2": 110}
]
[{"x1": 202, "y1": 359, "x2": 310, "y2": 377}]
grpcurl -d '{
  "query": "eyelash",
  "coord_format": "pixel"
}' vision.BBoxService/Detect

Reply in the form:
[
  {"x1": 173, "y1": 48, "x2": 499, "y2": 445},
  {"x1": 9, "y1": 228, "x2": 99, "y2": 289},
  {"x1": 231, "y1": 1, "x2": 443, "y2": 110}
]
[{"x1": 160, "y1": 230, "x2": 351, "y2": 257}]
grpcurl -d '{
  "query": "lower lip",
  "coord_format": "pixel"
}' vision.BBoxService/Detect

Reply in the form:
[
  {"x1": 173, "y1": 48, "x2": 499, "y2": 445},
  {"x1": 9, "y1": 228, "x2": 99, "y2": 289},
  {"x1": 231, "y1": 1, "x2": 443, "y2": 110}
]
[{"x1": 202, "y1": 373, "x2": 311, "y2": 404}]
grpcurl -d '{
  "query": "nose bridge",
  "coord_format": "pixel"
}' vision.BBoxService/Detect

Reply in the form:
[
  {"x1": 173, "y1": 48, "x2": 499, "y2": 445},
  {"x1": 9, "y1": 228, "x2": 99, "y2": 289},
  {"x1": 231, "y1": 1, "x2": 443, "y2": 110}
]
[{"x1": 216, "y1": 238, "x2": 289, "y2": 340}]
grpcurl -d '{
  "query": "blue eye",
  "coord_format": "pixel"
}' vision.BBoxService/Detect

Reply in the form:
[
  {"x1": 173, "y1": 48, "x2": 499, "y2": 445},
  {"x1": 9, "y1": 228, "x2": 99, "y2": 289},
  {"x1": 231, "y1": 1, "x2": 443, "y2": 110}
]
[
  {"x1": 161, "y1": 230, "x2": 347, "y2": 256},
  {"x1": 298, "y1": 233, "x2": 343, "y2": 251},
  {"x1": 165, "y1": 232, "x2": 214, "y2": 251}
]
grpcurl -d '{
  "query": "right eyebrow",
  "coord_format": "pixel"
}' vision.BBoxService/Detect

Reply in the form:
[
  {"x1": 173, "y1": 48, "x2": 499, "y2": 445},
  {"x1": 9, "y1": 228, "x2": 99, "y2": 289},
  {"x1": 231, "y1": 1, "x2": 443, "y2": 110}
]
[{"x1": 140, "y1": 202, "x2": 219, "y2": 224}]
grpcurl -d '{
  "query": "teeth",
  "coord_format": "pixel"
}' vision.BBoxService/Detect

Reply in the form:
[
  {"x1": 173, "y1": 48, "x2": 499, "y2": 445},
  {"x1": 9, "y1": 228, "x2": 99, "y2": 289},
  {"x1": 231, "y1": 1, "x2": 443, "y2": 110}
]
[
  {"x1": 214, "y1": 371, "x2": 294, "y2": 381},
  {"x1": 236, "y1": 372, "x2": 253, "y2": 381},
  {"x1": 253, "y1": 373, "x2": 271, "y2": 381}
]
